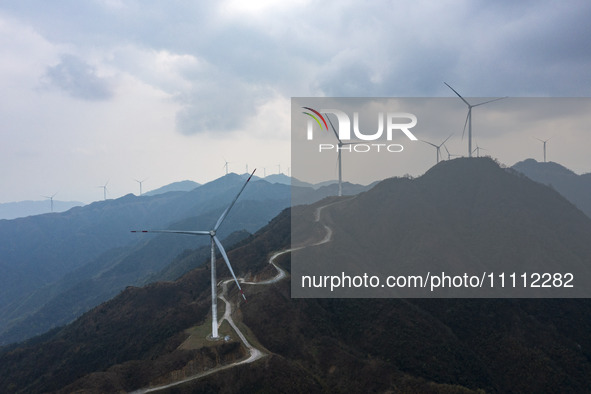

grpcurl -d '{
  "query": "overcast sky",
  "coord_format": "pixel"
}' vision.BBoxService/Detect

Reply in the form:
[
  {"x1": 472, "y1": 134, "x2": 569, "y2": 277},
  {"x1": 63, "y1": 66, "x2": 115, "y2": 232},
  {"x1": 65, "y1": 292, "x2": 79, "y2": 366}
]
[{"x1": 1, "y1": 0, "x2": 590, "y2": 203}]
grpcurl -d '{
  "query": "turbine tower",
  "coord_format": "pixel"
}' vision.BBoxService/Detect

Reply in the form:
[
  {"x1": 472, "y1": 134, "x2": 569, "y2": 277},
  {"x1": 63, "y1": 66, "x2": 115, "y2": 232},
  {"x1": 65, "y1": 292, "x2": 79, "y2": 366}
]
[
  {"x1": 326, "y1": 114, "x2": 356, "y2": 196},
  {"x1": 421, "y1": 134, "x2": 453, "y2": 164},
  {"x1": 535, "y1": 137, "x2": 551, "y2": 162},
  {"x1": 42, "y1": 192, "x2": 57, "y2": 213},
  {"x1": 99, "y1": 181, "x2": 109, "y2": 200},
  {"x1": 132, "y1": 170, "x2": 256, "y2": 339},
  {"x1": 223, "y1": 159, "x2": 230, "y2": 175},
  {"x1": 444, "y1": 82, "x2": 506, "y2": 158},
  {"x1": 134, "y1": 178, "x2": 147, "y2": 196}
]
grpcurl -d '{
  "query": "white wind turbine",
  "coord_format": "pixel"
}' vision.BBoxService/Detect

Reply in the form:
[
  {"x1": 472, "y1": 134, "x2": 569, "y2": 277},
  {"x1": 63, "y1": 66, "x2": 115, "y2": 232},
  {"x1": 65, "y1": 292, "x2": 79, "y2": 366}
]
[
  {"x1": 42, "y1": 192, "x2": 57, "y2": 213},
  {"x1": 134, "y1": 178, "x2": 148, "y2": 196},
  {"x1": 223, "y1": 158, "x2": 230, "y2": 175},
  {"x1": 535, "y1": 137, "x2": 551, "y2": 162},
  {"x1": 326, "y1": 114, "x2": 355, "y2": 196},
  {"x1": 421, "y1": 134, "x2": 453, "y2": 164},
  {"x1": 99, "y1": 181, "x2": 109, "y2": 200},
  {"x1": 444, "y1": 82, "x2": 506, "y2": 158},
  {"x1": 132, "y1": 169, "x2": 256, "y2": 339}
]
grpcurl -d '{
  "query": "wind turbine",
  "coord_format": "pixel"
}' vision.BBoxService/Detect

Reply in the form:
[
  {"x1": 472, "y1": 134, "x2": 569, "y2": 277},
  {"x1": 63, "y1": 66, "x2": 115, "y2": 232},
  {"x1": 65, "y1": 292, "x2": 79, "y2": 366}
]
[
  {"x1": 222, "y1": 158, "x2": 230, "y2": 175},
  {"x1": 326, "y1": 114, "x2": 356, "y2": 196},
  {"x1": 535, "y1": 137, "x2": 551, "y2": 162},
  {"x1": 99, "y1": 181, "x2": 109, "y2": 200},
  {"x1": 42, "y1": 192, "x2": 57, "y2": 213},
  {"x1": 443, "y1": 144, "x2": 461, "y2": 160},
  {"x1": 263, "y1": 168, "x2": 266, "y2": 177},
  {"x1": 134, "y1": 178, "x2": 148, "y2": 196},
  {"x1": 277, "y1": 164, "x2": 281, "y2": 174},
  {"x1": 444, "y1": 82, "x2": 506, "y2": 158},
  {"x1": 472, "y1": 144, "x2": 488, "y2": 158},
  {"x1": 132, "y1": 170, "x2": 256, "y2": 339},
  {"x1": 421, "y1": 134, "x2": 453, "y2": 164}
]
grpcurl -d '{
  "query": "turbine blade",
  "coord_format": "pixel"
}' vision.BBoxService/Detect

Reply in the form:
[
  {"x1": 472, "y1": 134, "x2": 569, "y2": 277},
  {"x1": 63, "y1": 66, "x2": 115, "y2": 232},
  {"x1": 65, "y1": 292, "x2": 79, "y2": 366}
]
[
  {"x1": 444, "y1": 82, "x2": 470, "y2": 106},
  {"x1": 421, "y1": 140, "x2": 438, "y2": 148},
  {"x1": 214, "y1": 169, "x2": 256, "y2": 231},
  {"x1": 440, "y1": 133, "x2": 453, "y2": 147},
  {"x1": 325, "y1": 113, "x2": 343, "y2": 144},
  {"x1": 131, "y1": 229, "x2": 210, "y2": 235},
  {"x1": 214, "y1": 235, "x2": 246, "y2": 301},
  {"x1": 461, "y1": 110, "x2": 469, "y2": 140},
  {"x1": 472, "y1": 96, "x2": 507, "y2": 107}
]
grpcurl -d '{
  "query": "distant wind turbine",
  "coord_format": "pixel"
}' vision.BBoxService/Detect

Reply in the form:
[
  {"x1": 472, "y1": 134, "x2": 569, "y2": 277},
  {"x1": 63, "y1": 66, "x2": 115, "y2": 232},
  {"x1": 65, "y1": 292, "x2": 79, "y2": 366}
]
[
  {"x1": 421, "y1": 134, "x2": 453, "y2": 164},
  {"x1": 99, "y1": 181, "x2": 109, "y2": 200},
  {"x1": 277, "y1": 164, "x2": 281, "y2": 174},
  {"x1": 134, "y1": 178, "x2": 148, "y2": 196},
  {"x1": 472, "y1": 144, "x2": 488, "y2": 158},
  {"x1": 535, "y1": 137, "x2": 551, "y2": 162},
  {"x1": 443, "y1": 144, "x2": 461, "y2": 160},
  {"x1": 222, "y1": 158, "x2": 230, "y2": 175},
  {"x1": 444, "y1": 82, "x2": 507, "y2": 158},
  {"x1": 263, "y1": 168, "x2": 266, "y2": 177},
  {"x1": 326, "y1": 114, "x2": 356, "y2": 196},
  {"x1": 132, "y1": 170, "x2": 256, "y2": 340},
  {"x1": 42, "y1": 192, "x2": 57, "y2": 213}
]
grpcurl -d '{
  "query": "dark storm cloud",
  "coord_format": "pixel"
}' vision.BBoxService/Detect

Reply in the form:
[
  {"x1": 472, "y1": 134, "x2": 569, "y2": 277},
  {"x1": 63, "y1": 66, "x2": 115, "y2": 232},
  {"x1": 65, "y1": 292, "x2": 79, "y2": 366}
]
[
  {"x1": 4, "y1": 0, "x2": 590, "y2": 134},
  {"x1": 43, "y1": 54, "x2": 112, "y2": 100}
]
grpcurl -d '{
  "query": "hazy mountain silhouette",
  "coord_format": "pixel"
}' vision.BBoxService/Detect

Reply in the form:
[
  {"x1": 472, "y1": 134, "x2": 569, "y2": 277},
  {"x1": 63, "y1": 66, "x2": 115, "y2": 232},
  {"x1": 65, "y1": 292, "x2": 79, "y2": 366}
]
[
  {"x1": 0, "y1": 199, "x2": 84, "y2": 220},
  {"x1": 143, "y1": 180, "x2": 200, "y2": 196},
  {"x1": 0, "y1": 174, "x2": 290, "y2": 345},
  {"x1": 263, "y1": 173, "x2": 291, "y2": 185},
  {"x1": 512, "y1": 158, "x2": 591, "y2": 218},
  {"x1": 2, "y1": 158, "x2": 591, "y2": 392}
]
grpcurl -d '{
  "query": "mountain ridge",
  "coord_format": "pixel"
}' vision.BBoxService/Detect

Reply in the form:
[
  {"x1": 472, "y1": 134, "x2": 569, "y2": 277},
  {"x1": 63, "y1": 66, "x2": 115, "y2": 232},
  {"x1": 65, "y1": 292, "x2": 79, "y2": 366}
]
[{"x1": 2, "y1": 158, "x2": 591, "y2": 392}]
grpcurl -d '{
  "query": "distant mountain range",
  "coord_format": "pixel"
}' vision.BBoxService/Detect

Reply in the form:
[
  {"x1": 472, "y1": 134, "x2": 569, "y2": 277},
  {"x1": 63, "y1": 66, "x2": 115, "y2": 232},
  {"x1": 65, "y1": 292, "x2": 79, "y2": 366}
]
[
  {"x1": 0, "y1": 174, "x2": 290, "y2": 345},
  {"x1": 0, "y1": 173, "x2": 368, "y2": 345},
  {"x1": 143, "y1": 180, "x2": 201, "y2": 196},
  {"x1": 1, "y1": 157, "x2": 591, "y2": 392},
  {"x1": 512, "y1": 158, "x2": 591, "y2": 218},
  {"x1": 0, "y1": 200, "x2": 85, "y2": 220}
]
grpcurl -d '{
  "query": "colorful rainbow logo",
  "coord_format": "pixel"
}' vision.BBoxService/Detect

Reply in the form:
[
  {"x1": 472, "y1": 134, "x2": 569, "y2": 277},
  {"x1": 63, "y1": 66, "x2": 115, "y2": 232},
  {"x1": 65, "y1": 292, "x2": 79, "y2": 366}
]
[{"x1": 302, "y1": 107, "x2": 328, "y2": 131}]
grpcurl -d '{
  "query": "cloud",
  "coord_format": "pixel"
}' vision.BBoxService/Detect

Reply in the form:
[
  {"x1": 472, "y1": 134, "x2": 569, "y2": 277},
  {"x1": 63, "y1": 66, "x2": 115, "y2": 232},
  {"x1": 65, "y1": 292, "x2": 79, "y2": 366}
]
[{"x1": 41, "y1": 54, "x2": 113, "y2": 100}]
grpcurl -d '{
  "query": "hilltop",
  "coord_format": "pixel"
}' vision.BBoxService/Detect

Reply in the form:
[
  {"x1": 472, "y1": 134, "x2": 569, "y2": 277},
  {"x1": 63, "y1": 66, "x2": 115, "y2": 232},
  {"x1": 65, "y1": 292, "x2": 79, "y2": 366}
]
[{"x1": 292, "y1": 157, "x2": 591, "y2": 297}]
